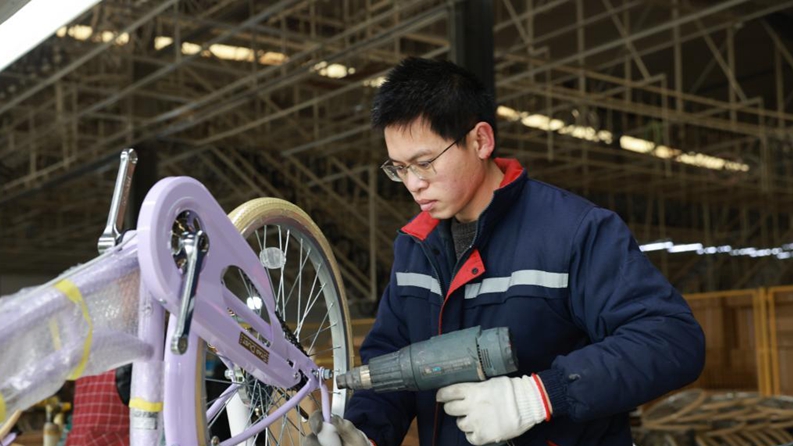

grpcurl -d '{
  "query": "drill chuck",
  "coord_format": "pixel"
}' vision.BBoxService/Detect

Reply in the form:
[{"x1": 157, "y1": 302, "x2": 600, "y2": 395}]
[
  {"x1": 335, "y1": 364, "x2": 371, "y2": 390},
  {"x1": 336, "y1": 326, "x2": 517, "y2": 392}
]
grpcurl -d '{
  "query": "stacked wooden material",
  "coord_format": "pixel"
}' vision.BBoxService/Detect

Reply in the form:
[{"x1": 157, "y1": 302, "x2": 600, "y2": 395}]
[{"x1": 637, "y1": 389, "x2": 793, "y2": 446}]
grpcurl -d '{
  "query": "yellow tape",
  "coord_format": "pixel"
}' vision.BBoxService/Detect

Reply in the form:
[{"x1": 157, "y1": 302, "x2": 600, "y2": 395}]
[
  {"x1": 0, "y1": 391, "x2": 6, "y2": 423},
  {"x1": 49, "y1": 318, "x2": 62, "y2": 350},
  {"x1": 129, "y1": 398, "x2": 163, "y2": 412},
  {"x1": 54, "y1": 280, "x2": 93, "y2": 380}
]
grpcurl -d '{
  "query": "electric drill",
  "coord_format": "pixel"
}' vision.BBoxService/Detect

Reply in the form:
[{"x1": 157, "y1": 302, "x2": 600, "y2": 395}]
[{"x1": 336, "y1": 326, "x2": 518, "y2": 392}]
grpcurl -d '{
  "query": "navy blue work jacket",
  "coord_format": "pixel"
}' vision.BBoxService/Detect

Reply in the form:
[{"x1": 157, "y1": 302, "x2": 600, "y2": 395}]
[{"x1": 345, "y1": 158, "x2": 705, "y2": 446}]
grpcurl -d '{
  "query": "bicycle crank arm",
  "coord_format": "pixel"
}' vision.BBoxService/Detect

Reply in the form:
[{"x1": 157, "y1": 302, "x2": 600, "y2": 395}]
[
  {"x1": 98, "y1": 148, "x2": 137, "y2": 254},
  {"x1": 171, "y1": 230, "x2": 209, "y2": 354}
]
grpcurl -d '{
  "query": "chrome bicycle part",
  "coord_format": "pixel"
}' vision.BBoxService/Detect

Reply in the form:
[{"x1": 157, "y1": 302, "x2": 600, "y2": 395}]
[
  {"x1": 98, "y1": 148, "x2": 137, "y2": 254},
  {"x1": 171, "y1": 228, "x2": 210, "y2": 354},
  {"x1": 224, "y1": 367, "x2": 245, "y2": 385},
  {"x1": 170, "y1": 210, "x2": 205, "y2": 271}
]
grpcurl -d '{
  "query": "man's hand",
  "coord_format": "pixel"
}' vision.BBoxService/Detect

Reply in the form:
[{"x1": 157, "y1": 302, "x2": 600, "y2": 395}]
[
  {"x1": 305, "y1": 411, "x2": 371, "y2": 446},
  {"x1": 436, "y1": 374, "x2": 551, "y2": 445}
]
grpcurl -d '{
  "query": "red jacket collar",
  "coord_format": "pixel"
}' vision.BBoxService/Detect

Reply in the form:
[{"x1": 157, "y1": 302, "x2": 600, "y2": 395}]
[
  {"x1": 401, "y1": 157, "x2": 525, "y2": 240},
  {"x1": 494, "y1": 157, "x2": 523, "y2": 187}
]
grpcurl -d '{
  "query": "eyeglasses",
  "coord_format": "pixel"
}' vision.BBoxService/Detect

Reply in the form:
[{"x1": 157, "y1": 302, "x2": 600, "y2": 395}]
[{"x1": 380, "y1": 128, "x2": 472, "y2": 183}]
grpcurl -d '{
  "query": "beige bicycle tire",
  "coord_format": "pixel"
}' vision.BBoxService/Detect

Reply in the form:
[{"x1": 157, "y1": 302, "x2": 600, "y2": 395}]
[{"x1": 0, "y1": 410, "x2": 21, "y2": 439}]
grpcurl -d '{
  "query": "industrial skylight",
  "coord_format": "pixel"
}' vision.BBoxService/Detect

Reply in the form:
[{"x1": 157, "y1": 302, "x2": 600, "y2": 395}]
[
  {"x1": 57, "y1": 26, "x2": 364, "y2": 78},
  {"x1": 153, "y1": 36, "x2": 287, "y2": 65},
  {"x1": 55, "y1": 28, "x2": 288, "y2": 66},
  {"x1": 56, "y1": 24, "x2": 129, "y2": 45},
  {"x1": 363, "y1": 76, "x2": 386, "y2": 88},
  {"x1": 497, "y1": 105, "x2": 750, "y2": 173},
  {"x1": 640, "y1": 240, "x2": 792, "y2": 260},
  {"x1": 312, "y1": 61, "x2": 356, "y2": 79}
]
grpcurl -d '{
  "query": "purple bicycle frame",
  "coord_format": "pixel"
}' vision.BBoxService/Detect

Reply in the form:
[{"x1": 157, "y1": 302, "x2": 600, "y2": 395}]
[{"x1": 130, "y1": 176, "x2": 332, "y2": 445}]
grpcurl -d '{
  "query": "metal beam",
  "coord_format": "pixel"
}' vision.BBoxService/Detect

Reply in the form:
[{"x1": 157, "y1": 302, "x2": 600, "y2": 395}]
[
  {"x1": 450, "y1": 0, "x2": 495, "y2": 98},
  {"x1": 499, "y1": 0, "x2": 752, "y2": 86}
]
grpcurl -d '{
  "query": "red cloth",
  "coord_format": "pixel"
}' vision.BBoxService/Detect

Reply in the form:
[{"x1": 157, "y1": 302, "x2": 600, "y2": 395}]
[{"x1": 66, "y1": 371, "x2": 129, "y2": 446}]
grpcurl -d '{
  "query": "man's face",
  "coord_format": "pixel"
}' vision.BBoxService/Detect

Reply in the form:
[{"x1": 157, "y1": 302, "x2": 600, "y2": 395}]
[{"x1": 384, "y1": 119, "x2": 486, "y2": 221}]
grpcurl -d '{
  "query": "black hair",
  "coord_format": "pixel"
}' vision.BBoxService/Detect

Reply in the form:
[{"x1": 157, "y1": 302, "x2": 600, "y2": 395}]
[{"x1": 371, "y1": 57, "x2": 497, "y2": 145}]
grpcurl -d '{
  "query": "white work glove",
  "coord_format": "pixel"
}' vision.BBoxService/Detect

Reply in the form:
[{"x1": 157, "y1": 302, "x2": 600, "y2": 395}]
[
  {"x1": 305, "y1": 411, "x2": 372, "y2": 446},
  {"x1": 436, "y1": 375, "x2": 551, "y2": 445}
]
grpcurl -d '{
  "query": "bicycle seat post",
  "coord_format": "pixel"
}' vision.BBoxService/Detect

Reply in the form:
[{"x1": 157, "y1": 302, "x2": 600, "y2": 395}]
[{"x1": 98, "y1": 148, "x2": 138, "y2": 254}]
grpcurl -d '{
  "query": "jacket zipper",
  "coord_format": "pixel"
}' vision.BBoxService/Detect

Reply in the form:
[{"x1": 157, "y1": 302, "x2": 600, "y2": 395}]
[
  {"x1": 412, "y1": 234, "x2": 491, "y2": 446},
  {"x1": 416, "y1": 240, "x2": 446, "y2": 298}
]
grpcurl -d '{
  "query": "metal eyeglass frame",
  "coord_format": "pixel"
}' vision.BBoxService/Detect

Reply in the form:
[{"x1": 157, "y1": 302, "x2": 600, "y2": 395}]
[{"x1": 380, "y1": 126, "x2": 474, "y2": 182}]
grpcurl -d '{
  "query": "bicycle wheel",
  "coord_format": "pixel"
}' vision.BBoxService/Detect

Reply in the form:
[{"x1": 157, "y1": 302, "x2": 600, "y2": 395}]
[{"x1": 198, "y1": 198, "x2": 353, "y2": 445}]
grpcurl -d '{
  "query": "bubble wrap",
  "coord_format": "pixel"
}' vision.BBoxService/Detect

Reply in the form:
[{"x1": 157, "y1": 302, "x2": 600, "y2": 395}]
[{"x1": 0, "y1": 242, "x2": 153, "y2": 422}]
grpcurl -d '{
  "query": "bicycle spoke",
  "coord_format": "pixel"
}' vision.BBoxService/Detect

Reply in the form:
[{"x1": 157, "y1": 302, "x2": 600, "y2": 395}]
[
  {"x1": 297, "y1": 237, "x2": 304, "y2": 339},
  {"x1": 280, "y1": 247, "x2": 313, "y2": 313},
  {"x1": 308, "y1": 392, "x2": 322, "y2": 412},
  {"x1": 256, "y1": 226, "x2": 265, "y2": 255},
  {"x1": 276, "y1": 409, "x2": 288, "y2": 445},
  {"x1": 303, "y1": 317, "x2": 332, "y2": 350},
  {"x1": 306, "y1": 315, "x2": 332, "y2": 355},
  {"x1": 205, "y1": 377, "x2": 236, "y2": 384},
  {"x1": 239, "y1": 269, "x2": 256, "y2": 312},
  {"x1": 311, "y1": 345, "x2": 342, "y2": 356},
  {"x1": 280, "y1": 228, "x2": 293, "y2": 320},
  {"x1": 300, "y1": 319, "x2": 333, "y2": 344},
  {"x1": 298, "y1": 279, "x2": 326, "y2": 335},
  {"x1": 296, "y1": 269, "x2": 320, "y2": 336},
  {"x1": 276, "y1": 225, "x2": 283, "y2": 319}
]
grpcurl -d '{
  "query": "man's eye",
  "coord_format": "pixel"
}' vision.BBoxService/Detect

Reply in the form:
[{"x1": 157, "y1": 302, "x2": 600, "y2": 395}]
[{"x1": 415, "y1": 162, "x2": 432, "y2": 170}]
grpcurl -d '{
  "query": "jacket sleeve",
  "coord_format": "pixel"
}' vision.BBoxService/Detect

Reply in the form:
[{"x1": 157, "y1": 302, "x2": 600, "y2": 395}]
[
  {"x1": 537, "y1": 207, "x2": 705, "y2": 422},
  {"x1": 343, "y1": 266, "x2": 417, "y2": 446}
]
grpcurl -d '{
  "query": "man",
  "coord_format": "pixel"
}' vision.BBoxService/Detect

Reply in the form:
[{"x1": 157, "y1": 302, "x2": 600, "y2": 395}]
[{"x1": 308, "y1": 57, "x2": 705, "y2": 446}]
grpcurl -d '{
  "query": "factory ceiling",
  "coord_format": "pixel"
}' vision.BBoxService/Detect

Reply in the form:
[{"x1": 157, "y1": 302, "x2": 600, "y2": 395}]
[{"x1": 1, "y1": 0, "x2": 792, "y2": 304}]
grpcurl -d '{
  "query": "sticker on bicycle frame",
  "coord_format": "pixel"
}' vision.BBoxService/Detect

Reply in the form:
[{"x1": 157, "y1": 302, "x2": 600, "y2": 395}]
[
  {"x1": 130, "y1": 408, "x2": 158, "y2": 430},
  {"x1": 239, "y1": 332, "x2": 270, "y2": 364}
]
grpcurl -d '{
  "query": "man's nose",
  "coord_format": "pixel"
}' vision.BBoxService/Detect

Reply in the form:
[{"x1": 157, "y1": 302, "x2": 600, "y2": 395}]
[{"x1": 404, "y1": 168, "x2": 427, "y2": 193}]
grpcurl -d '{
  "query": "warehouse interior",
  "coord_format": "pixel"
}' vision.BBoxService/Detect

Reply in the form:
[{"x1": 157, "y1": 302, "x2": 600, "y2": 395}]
[{"x1": 1, "y1": 0, "x2": 792, "y2": 445}]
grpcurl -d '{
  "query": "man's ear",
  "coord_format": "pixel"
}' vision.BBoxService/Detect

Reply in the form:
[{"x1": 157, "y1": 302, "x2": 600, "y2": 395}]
[{"x1": 472, "y1": 122, "x2": 496, "y2": 160}]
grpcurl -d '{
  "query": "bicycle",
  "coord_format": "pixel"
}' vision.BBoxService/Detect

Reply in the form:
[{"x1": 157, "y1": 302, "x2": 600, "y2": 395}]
[{"x1": 0, "y1": 149, "x2": 353, "y2": 445}]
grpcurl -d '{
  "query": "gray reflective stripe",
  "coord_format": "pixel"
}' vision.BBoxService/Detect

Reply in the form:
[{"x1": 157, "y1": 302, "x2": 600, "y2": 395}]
[
  {"x1": 396, "y1": 272, "x2": 441, "y2": 295},
  {"x1": 464, "y1": 269, "x2": 568, "y2": 299}
]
